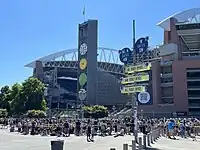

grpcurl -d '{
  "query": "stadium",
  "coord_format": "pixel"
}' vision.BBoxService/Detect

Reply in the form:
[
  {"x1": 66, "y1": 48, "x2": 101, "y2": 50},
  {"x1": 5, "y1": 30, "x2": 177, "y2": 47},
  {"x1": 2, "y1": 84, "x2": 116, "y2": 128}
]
[
  {"x1": 25, "y1": 47, "x2": 128, "y2": 110},
  {"x1": 25, "y1": 8, "x2": 200, "y2": 117}
]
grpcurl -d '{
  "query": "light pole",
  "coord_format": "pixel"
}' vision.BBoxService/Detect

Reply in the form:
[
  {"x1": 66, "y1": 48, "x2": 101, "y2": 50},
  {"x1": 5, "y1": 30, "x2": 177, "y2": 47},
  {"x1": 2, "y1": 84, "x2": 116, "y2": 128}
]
[
  {"x1": 132, "y1": 93, "x2": 138, "y2": 143},
  {"x1": 78, "y1": 89, "x2": 87, "y2": 120}
]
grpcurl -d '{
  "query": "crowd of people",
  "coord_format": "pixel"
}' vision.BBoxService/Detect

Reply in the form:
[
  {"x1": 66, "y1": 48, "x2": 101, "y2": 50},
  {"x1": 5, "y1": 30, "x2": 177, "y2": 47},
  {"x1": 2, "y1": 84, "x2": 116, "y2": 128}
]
[{"x1": 0, "y1": 117, "x2": 200, "y2": 142}]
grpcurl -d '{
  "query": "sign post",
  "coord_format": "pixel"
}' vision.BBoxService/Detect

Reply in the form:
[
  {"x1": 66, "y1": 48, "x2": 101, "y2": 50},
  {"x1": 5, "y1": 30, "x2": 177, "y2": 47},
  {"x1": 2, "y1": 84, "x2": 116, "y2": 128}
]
[{"x1": 119, "y1": 20, "x2": 151, "y2": 143}]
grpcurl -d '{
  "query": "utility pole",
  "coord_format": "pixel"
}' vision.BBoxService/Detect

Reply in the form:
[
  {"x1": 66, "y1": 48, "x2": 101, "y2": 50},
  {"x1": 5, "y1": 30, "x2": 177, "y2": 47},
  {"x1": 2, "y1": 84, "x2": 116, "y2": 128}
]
[
  {"x1": 83, "y1": 6, "x2": 86, "y2": 22},
  {"x1": 132, "y1": 20, "x2": 138, "y2": 143}
]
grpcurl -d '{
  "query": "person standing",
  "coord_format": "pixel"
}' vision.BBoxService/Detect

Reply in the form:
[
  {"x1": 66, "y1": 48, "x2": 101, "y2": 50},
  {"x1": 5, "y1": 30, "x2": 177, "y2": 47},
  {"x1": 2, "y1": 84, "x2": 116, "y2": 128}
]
[{"x1": 86, "y1": 122, "x2": 92, "y2": 142}]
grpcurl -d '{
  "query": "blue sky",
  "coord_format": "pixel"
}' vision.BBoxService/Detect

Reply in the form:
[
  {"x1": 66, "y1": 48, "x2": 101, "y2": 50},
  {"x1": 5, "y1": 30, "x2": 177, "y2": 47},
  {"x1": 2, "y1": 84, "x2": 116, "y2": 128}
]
[{"x1": 0, "y1": 0, "x2": 199, "y2": 87}]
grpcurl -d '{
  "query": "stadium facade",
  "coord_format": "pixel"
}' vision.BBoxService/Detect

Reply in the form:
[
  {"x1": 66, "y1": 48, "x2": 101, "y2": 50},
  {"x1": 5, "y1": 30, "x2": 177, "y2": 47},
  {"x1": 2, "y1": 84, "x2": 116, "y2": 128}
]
[
  {"x1": 134, "y1": 8, "x2": 200, "y2": 117},
  {"x1": 26, "y1": 50, "x2": 127, "y2": 109},
  {"x1": 25, "y1": 8, "x2": 200, "y2": 116}
]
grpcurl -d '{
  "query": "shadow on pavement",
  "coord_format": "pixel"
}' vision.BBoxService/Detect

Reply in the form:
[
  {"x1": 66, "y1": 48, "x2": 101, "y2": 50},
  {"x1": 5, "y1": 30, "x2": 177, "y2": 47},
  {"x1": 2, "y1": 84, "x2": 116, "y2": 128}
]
[
  {"x1": 145, "y1": 147, "x2": 161, "y2": 150},
  {"x1": 129, "y1": 145, "x2": 161, "y2": 150}
]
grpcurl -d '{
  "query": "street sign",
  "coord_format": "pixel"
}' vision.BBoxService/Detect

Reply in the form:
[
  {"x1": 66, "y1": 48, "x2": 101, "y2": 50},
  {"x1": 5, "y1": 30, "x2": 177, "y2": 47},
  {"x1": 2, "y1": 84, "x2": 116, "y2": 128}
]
[
  {"x1": 119, "y1": 47, "x2": 132, "y2": 64},
  {"x1": 134, "y1": 37, "x2": 148, "y2": 54}
]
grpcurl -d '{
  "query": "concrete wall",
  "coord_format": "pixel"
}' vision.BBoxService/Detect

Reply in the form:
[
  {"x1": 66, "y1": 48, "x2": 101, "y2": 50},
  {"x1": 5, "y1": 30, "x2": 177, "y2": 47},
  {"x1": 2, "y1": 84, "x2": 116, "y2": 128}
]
[
  {"x1": 96, "y1": 71, "x2": 127, "y2": 106},
  {"x1": 33, "y1": 61, "x2": 44, "y2": 82}
]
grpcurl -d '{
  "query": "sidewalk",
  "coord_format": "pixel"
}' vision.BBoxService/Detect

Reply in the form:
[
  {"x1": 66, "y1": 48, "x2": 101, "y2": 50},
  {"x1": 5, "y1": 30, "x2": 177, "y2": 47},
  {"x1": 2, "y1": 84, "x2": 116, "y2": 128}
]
[{"x1": 149, "y1": 136, "x2": 200, "y2": 150}]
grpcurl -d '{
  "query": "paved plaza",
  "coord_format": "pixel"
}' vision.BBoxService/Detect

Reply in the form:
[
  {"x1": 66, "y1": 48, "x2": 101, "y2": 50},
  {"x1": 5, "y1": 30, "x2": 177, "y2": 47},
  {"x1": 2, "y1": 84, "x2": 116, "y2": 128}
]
[
  {"x1": 150, "y1": 136, "x2": 200, "y2": 150},
  {"x1": 0, "y1": 129, "x2": 200, "y2": 150}
]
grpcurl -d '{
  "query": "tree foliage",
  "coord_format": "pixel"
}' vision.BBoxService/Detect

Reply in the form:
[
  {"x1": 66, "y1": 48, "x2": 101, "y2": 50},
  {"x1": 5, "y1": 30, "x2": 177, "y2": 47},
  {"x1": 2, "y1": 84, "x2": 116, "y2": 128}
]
[
  {"x1": 26, "y1": 110, "x2": 47, "y2": 118},
  {"x1": 83, "y1": 105, "x2": 108, "y2": 119},
  {"x1": 0, "y1": 77, "x2": 47, "y2": 116},
  {"x1": 0, "y1": 109, "x2": 8, "y2": 118}
]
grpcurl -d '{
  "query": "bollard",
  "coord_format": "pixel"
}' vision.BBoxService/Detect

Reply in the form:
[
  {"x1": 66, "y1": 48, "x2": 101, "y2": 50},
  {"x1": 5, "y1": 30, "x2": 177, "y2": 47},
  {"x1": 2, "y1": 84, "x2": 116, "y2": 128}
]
[
  {"x1": 132, "y1": 140, "x2": 136, "y2": 150},
  {"x1": 51, "y1": 140, "x2": 64, "y2": 150},
  {"x1": 123, "y1": 143, "x2": 128, "y2": 150},
  {"x1": 143, "y1": 134, "x2": 147, "y2": 148},
  {"x1": 147, "y1": 133, "x2": 150, "y2": 146},
  {"x1": 138, "y1": 137, "x2": 142, "y2": 150}
]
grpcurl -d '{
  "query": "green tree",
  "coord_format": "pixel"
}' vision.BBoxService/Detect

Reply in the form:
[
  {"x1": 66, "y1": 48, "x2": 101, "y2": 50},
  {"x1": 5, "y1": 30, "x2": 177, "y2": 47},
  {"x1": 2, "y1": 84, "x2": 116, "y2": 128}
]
[
  {"x1": 0, "y1": 109, "x2": 8, "y2": 118},
  {"x1": 0, "y1": 85, "x2": 10, "y2": 95},
  {"x1": 10, "y1": 83, "x2": 25, "y2": 115},
  {"x1": 0, "y1": 86, "x2": 11, "y2": 111},
  {"x1": 21, "y1": 77, "x2": 47, "y2": 111},
  {"x1": 10, "y1": 83, "x2": 22, "y2": 101}
]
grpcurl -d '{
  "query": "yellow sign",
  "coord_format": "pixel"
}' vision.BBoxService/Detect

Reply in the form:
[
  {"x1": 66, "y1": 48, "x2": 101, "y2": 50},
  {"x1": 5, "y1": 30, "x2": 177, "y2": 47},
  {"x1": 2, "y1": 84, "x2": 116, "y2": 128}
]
[
  {"x1": 121, "y1": 74, "x2": 149, "y2": 84},
  {"x1": 121, "y1": 86, "x2": 146, "y2": 94},
  {"x1": 125, "y1": 63, "x2": 151, "y2": 74},
  {"x1": 79, "y1": 58, "x2": 87, "y2": 70}
]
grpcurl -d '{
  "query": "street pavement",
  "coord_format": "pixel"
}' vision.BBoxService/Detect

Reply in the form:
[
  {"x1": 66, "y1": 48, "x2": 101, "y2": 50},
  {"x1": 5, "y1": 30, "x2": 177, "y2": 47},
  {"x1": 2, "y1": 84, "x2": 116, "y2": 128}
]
[
  {"x1": 1, "y1": 129, "x2": 200, "y2": 150},
  {"x1": 0, "y1": 129, "x2": 133, "y2": 150},
  {"x1": 150, "y1": 136, "x2": 200, "y2": 150}
]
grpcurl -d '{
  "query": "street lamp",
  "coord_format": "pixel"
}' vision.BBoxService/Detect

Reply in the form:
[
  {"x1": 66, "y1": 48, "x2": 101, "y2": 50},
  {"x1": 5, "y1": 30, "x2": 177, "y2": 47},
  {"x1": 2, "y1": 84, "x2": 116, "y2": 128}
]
[{"x1": 78, "y1": 89, "x2": 87, "y2": 119}]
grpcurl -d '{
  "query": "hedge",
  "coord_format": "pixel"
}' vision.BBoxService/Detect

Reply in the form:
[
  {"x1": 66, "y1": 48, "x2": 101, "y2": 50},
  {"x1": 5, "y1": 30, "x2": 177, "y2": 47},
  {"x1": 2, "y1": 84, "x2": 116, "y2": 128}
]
[{"x1": 26, "y1": 110, "x2": 47, "y2": 118}]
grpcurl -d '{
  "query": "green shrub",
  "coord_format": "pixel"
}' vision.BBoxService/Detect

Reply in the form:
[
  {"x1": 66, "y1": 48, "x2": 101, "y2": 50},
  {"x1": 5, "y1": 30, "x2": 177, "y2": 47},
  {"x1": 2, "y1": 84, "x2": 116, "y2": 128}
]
[
  {"x1": 83, "y1": 105, "x2": 108, "y2": 119},
  {"x1": 0, "y1": 109, "x2": 8, "y2": 118},
  {"x1": 26, "y1": 110, "x2": 46, "y2": 118}
]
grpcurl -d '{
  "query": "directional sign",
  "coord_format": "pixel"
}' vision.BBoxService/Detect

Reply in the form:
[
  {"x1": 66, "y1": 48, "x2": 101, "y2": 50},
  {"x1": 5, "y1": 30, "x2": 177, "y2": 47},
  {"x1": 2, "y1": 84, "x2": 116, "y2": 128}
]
[
  {"x1": 119, "y1": 47, "x2": 132, "y2": 64},
  {"x1": 134, "y1": 37, "x2": 148, "y2": 54}
]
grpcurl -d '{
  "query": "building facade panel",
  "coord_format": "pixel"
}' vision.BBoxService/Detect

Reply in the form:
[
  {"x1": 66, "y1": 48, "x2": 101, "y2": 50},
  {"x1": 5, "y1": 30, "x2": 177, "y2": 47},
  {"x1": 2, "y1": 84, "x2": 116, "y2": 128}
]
[{"x1": 172, "y1": 60, "x2": 200, "y2": 113}]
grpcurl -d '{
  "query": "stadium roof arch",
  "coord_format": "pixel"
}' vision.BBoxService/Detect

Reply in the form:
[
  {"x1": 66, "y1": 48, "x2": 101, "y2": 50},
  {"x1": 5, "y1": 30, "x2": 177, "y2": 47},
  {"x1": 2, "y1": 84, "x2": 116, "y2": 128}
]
[
  {"x1": 157, "y1": 8, "x2": 200, "y2": 31},
  {"x1": 25, "y1": 47, "x2": 121, "y2": 68},
  {"x1": 25, "y1": 47, "x2": 124, "y2": 75}
]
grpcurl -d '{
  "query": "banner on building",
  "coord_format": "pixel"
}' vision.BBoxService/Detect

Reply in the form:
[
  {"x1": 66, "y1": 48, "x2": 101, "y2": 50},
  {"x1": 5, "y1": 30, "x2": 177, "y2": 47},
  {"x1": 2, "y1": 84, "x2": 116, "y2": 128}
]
[
  {"x1": 121, "y1": 74, "x2": 149, "y2": 84},
  {"x1": 121, "y1": 86, "x2": 146, "y2": 94},
  {"x1": 125, "y1": 63, "x2": 151, "y2": 74}
]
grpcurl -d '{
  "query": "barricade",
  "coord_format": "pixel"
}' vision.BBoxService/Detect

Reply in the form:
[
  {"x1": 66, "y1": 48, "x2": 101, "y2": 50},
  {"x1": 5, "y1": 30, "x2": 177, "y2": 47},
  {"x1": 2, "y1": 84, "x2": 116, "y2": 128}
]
[{"x1": 108, "y1": 128, "x2": 163, "y2": 150}]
